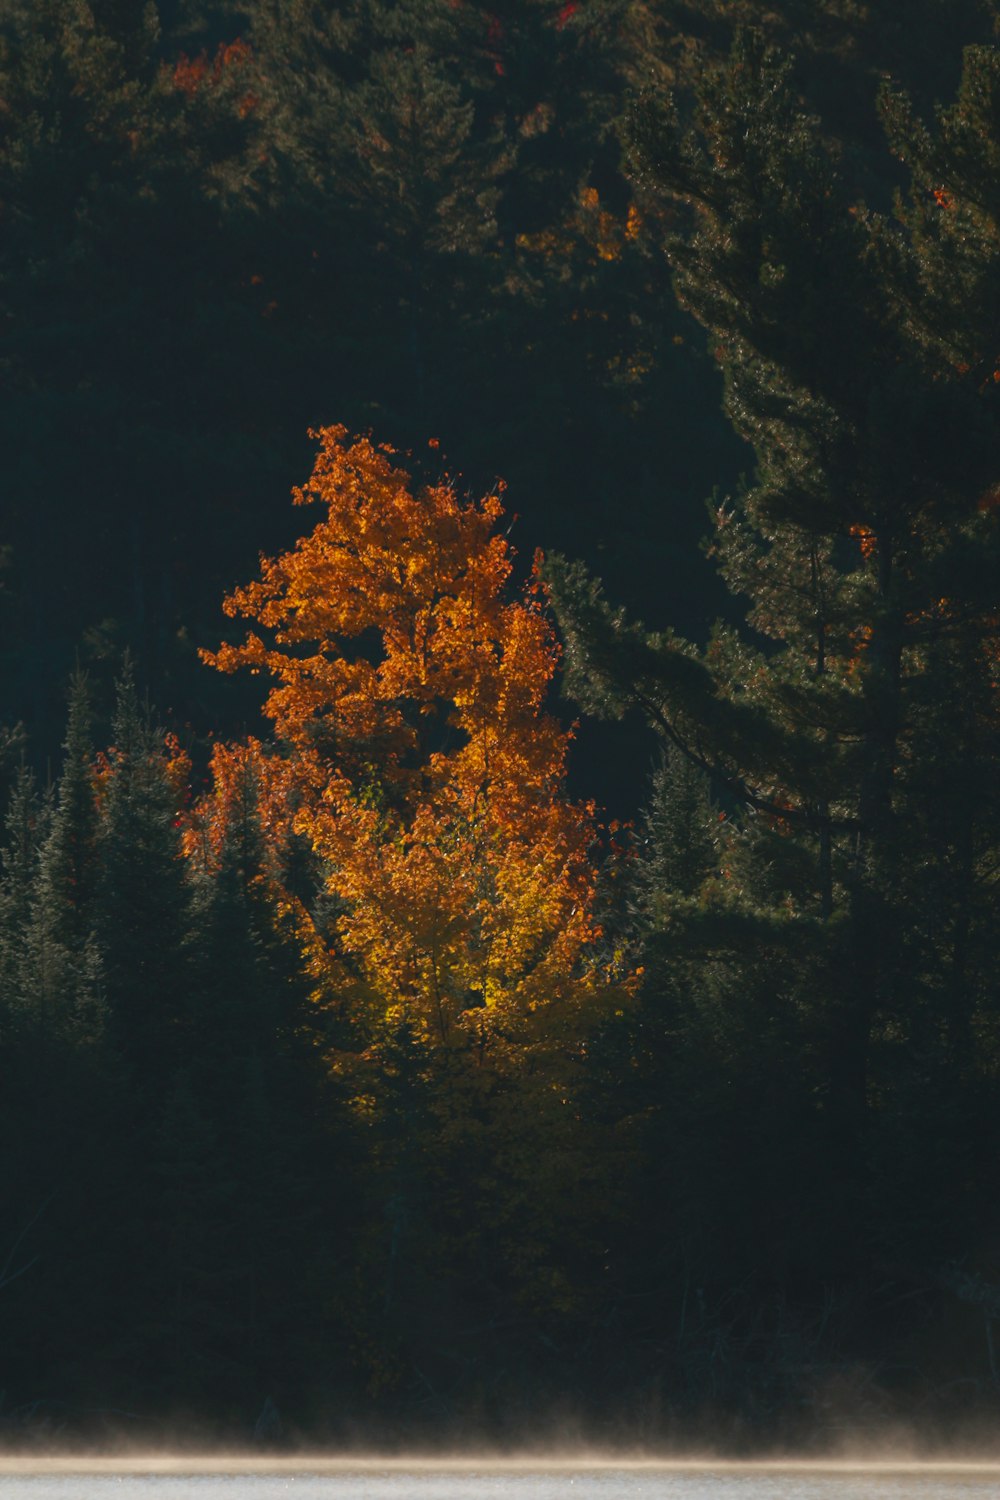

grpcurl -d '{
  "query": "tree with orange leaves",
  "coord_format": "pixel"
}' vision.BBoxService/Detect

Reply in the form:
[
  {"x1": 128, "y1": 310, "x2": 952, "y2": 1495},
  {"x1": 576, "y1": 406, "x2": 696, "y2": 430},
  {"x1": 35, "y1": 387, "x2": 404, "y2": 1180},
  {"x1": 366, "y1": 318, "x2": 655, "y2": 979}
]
[{"x1": 201, "y1": 426, "x2": 603, "y2": 1055}]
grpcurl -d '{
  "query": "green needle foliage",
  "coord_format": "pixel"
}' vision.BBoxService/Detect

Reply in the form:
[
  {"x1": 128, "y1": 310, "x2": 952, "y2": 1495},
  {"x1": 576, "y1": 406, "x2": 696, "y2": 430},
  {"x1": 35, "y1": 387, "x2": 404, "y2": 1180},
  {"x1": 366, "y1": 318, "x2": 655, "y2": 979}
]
[{"x1": 546, "y1": 18, "x2": 1000, "y2": 1367}]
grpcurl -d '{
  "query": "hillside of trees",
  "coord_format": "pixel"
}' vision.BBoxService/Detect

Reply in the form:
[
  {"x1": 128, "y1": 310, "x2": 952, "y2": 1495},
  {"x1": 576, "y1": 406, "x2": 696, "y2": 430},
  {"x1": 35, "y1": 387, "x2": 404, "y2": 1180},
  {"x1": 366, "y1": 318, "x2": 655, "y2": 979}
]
[{"x1": 3, "y1": 0, "x2": 1000, "y2": 1449}]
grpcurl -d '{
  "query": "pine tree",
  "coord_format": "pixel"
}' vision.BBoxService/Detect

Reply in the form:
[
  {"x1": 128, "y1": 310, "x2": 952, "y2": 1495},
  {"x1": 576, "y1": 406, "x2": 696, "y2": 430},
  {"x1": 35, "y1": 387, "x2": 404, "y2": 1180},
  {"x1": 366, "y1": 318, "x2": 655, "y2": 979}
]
[
  {"x1": 243, "y1": 0, "x2": 513, "y2": 435},
  {"x1": 0, "y1": 0, "x2": 265, "y2": 731},
  {"x1": 545, "y1": 23, "x2": 1000, "y2": 1356},
  {"x1": 0, "y1": 765, "x2": 51, "y2": 1029},
  {"x1": 181, "y1": 744, "x2": 352, "y2": 1402},
  {"x1": 33, "y1": 672, "x2": 100, "y2": 961},
  {"x1": 95, "y1": 663, "x2": 193, "y2": 1090},
  {"x1": 143, "y1": 1066, "x2": 238, "y2": 1399},
  {"x1": 634, "y1": 743, "x2": 719, "y2": 911},
  {"x1": 0, "y1": 708, "x2": 117, "y2": 1414}
]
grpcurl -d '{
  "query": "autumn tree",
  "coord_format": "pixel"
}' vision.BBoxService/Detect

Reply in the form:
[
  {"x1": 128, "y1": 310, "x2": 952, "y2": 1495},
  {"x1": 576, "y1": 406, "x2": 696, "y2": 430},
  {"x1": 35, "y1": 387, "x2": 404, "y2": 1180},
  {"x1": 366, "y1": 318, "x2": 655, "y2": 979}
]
[
  {"x1": 199, "y1": 427, "x2": 625, "y2": 1387},
  {"x1": 202, "y1": 426, "x2": 603, "y2": 1054}
]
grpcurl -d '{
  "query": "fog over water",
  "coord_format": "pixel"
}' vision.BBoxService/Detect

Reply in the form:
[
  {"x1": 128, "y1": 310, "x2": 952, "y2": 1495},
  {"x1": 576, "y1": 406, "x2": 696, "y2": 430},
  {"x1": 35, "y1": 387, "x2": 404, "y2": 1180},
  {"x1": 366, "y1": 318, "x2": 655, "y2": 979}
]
[{"x1": 2, "y1": 1460, "x2": 1000, "y2": 1500}]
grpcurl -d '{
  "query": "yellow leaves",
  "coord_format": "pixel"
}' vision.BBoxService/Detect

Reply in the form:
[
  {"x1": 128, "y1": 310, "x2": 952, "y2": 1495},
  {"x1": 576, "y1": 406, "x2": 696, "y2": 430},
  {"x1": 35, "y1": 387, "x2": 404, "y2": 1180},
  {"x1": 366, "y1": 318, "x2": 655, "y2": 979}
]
[
  {"x1": 579, "y1": 186, "x2": 625, "y2": 262},
  {"x1": 844, "y1": 623, "x2": 874, "y2": 677},
  {"x1": 199, "y1": 427, "x2": 606, "y2": 1053},
  {"x1": 516, "y1": 226, "x2": 574, "y2": 257},
  {"x1": 516, "y1": 188, "x2": 643, "y2": 267}
]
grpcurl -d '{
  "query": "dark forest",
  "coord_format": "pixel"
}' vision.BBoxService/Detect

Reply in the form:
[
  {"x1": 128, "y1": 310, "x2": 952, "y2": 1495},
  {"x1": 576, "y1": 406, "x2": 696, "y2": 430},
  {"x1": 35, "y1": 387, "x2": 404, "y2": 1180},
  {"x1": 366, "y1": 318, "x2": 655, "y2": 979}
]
[{"x1": 3, "y1": 0, "x2": 1000, "y2": 1451}]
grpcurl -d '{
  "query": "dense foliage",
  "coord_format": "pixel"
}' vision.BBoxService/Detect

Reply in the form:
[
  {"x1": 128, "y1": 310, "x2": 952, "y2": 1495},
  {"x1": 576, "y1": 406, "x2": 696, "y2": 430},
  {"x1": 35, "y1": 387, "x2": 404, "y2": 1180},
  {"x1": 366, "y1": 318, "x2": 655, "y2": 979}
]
[{"x1": 3, "y1": 0, "x2": 1000, "y2": 1449}]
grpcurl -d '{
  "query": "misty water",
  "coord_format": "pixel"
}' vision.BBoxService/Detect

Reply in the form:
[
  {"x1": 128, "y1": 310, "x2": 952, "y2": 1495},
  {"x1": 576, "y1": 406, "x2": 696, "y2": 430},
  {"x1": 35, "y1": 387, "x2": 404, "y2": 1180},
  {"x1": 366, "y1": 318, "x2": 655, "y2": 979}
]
[{"x1": 2, "y1": 1465, "x2": 1000, "y2": 1500}]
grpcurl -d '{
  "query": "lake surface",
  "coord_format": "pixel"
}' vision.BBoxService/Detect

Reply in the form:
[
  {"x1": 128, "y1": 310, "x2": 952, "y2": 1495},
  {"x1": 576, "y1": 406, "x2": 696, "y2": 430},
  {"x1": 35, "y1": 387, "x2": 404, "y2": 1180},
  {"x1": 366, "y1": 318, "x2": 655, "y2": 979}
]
[{"x1": 2, "y1": 1463, "x2": 1000, "y2": 1500}]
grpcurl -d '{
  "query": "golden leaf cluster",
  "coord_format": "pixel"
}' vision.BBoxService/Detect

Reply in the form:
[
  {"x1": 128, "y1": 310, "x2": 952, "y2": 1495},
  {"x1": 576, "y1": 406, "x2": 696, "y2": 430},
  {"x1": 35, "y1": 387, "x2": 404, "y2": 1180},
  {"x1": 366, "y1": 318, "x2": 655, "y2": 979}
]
[{"x1": 199, "y1": 428, "x2": 603, "y2": 1048}]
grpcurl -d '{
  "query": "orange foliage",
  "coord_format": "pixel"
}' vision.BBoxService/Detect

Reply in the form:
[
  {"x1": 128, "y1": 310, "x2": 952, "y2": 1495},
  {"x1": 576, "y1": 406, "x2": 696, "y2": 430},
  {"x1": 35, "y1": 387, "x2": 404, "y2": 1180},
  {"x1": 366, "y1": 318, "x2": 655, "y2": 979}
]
[
  {"x1": 163, "y1": 733, "x2": 193, "y2": 811},
  {"x1": 200, "y1": 428, "x2": 603, "y2": 1045},
  {"x1": 171, "y1": 52, "x2": 209, "y2": 96},
  {"x1": 516, "y1": 186, "x2": 640, "y2": 264},
  {"x1": 92, "y1": 732, "x2": 191, "y2": 821},
  {"x1": 849, "y1": 522, "x2": 877, "y2": 559},
  {"x1": 182, "y1": 738, "x2": 292, "y2": 872},
  {"x1": 171, "y1": 38, "x2": 257, "y2": 114}
]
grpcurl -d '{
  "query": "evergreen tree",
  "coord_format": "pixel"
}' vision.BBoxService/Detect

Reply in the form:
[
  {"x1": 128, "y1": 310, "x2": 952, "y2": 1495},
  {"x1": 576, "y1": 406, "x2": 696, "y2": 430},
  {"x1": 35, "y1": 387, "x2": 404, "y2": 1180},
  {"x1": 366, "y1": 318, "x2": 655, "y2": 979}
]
[
  {"x1": 142, "y1": 1067, "x2": 238, "y2": 1402},
  {"x1": 0, "y1": 0, "x2": 265, "y2": 738},
  {"x1": 179, "y1": 748, "x2": 351, "y2": 1407},
  {"x1": 0, "y1": 765, "x2": 47, "y2": 1013},
  {"x1": 95, "y1": 663, "x2": 192, "y2": 1090},
  {"x1": 634, "y1": 743, "x2": 719, "y2": 910},
  {"x1": 35, "y1": 672, "x2": 100, "y2": 953},
  {"x1": 0, "y1": 706, "x2": 116, "y2": 1414},
  {"x1": 546, "y1": 22, "x2": 1000, "y2": 1364}
]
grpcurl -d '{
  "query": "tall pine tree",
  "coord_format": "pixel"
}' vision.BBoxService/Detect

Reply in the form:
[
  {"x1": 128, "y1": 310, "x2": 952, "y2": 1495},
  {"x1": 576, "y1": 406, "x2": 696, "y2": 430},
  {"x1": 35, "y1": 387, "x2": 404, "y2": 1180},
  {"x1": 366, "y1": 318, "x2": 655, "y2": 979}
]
[{"x1": 546, "y1": 22, "x2": 1000, "y2": 1382}]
